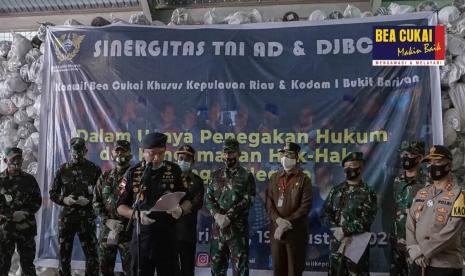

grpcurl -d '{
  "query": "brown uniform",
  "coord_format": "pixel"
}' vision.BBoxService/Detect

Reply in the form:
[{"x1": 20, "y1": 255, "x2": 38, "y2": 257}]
[
  {"x1": 406, "y1": 182, "x2": 464, "y2": 272},
  {"x1": 265, "y1": 168, "x2": 312, "y2": 276}
]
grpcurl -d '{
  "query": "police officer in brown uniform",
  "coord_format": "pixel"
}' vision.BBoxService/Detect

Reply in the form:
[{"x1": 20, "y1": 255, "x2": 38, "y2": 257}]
[
  {"x1": 265, "y1": 142, "x2": 312, "y2": 276},
  {"x1": 406, "y1": 145, "x2": 465, "y2": 276}
]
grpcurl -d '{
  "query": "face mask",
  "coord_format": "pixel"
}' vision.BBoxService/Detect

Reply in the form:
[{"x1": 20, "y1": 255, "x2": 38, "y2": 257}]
[
  {"x1": 7, "y1": 160, "x2": 22, "y2": 171},
  {"x1": 71, "y1": 149, "x2": 85, "y2": 163},
  {"x1": 401, "y1": 156, "x2": 419, "y2": 170},
  {"x1": 429, "y1": 164, "x2": 450, "y2": 180},
  {"x1": 225, "y1": 157, "x2": 238, "y2": 168},
  {"x1": 344, "y1": 167, "x2": 361, "y2": 180},
  {"x1": 114, "y1": 154, "x2": 132, "y2": 166},
  {"x1": 280, "y1": 157, "x2": 296, "y2": 171},
  {"x1": 177, "y1": 160, "x2": 191, "y2": 173}
]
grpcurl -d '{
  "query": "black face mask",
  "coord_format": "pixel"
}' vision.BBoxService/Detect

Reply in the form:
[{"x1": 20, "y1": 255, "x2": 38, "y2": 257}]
[
  {"x1": 7, "y1": 160, "x2": 22, "y2": 172},
  {"x1": 70, "y1": 149, "x2": 85, "y2": 163},
  {"x1": 429, "y1": 164, "x2": 450, "y2": 180},
  {"x1": 113, "y1": 154, "x2": 132, "y2": 166},
  {"x1": 225, "y1": 157, "x2": 238, "y2": 168},
  {"x1": 401, "y1": 156, "x2": 419, "y2": 170},
  {"x1": 344, "y1": 167, "x2": 361, "y2": 180}
]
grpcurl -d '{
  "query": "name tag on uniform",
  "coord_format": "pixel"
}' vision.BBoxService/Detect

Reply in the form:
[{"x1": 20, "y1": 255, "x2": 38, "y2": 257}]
[
  {"x1": 451, "y1": 192, "x2": 465, "y2": 217},
  {"x1": 4, "y1": 194, "x2": 12, "y2": 202},
  {"x1": 277, "y1": 195, "x2": 284, "y2": 208}
]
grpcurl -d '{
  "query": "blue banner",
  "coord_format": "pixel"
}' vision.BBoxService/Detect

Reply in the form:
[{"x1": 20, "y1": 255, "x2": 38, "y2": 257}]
[{"x1": 38, "y1": 12, "x2": 441, "y2": 273}]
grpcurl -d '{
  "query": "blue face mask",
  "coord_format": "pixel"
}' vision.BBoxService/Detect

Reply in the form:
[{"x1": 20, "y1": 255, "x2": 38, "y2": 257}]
[{"x1": 178, "y1": 160, "x2": 191, "y2": 172}]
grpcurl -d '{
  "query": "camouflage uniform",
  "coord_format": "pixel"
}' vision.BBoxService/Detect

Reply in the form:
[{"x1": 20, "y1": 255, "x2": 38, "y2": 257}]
[
  {"x1": 93, "y1": 166, "x2": 131, "y2": 275},
  {"x1": 50, "y1": 158, "x2": 101, "y2": 276},
  {"x1": 324, "y1": 152, "x2": 377, "y2": 276},
  {"x1": 206, "y1": 159, "x2": 256, "y2": 276},
  {"x1": 0, "y1": 168, "x2": 42, "y2": 276}
]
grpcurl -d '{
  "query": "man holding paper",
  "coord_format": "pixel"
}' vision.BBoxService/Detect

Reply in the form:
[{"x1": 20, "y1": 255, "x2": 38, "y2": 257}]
[
  {"x1": 174, "y1": 144, "x2": 205, "y2": 276},
  {"x1": 406, "y1": 145, "x2": 464, "y2": 276},
  {"x1": 265, "y1": 142, "x2": 312, "y2": 276},
  {"x1": 206, "y1": 138, "x2": 256, "y2": 276},
  {"x1": 323, "y1": 151, "x2": 377, "y2": 276},
  {"x1": 117, "y1": 132, "x2": 185, "y2": 276}
]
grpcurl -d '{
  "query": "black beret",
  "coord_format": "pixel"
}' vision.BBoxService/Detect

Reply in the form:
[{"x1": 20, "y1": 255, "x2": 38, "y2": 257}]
[
  {"x1": 278, "y1": 142, "x2": 301, "y2": 154},
  {"x1": 114, "y1": 140, "x2": 131, "y2": 152},
  {"x1": 341, "y1": 151, "x2": 364, "y2": 166}
]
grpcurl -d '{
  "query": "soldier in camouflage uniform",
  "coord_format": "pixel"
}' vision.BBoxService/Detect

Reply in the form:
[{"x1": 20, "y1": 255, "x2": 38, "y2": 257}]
[
  {"x1": 323, "y1": 152, "x2": 377, "y2": 276},
  {"x1": 93, "y1": 140, "x2": 133, "y2": 275},
  {"x1": 117, "y1": 132, "x2": 185, "y2": 276},
  {"x1": 174, "y1": 145, "x2": 205, "y2": 276},
  {"x1": 0, "y1": 147, "x2": 42, "y2": 276},
  {"x1": 49, "y1": 137, "x2": 101, "y2": 276},
  {"x1": 390, "y1": 141, "x2": 427, "y2": 276},
  {"x1": 206, "y1": 138, "x2": 256, "y2": 276}
]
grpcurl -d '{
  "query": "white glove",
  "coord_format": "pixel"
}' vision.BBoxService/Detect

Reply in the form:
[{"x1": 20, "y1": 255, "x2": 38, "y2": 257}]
[
  {"x1": 407, "y1": 244, "x2": 422, "y2": 261},
  {"x1": 75, "y1": 196, "x2": 90, "y2": 206},
  {"x1": 105, "y1": 219, "x2": 124, "y2": 232},
  {"x1": 276, "y1": 217, "x2": 293, "y2": 230},
  {"x1": 136, "y1": 210, "x2": 156, "y2": 225},
  {"x1": 214, "y1": 213, "x2": 231, "y2": 229},
  {"x1": 166, "y1": 205, "x2": 183, "y2": 220},
  {"x1": 63, "y1": 196, "x2": 76, "y2": 206},
  {"x1": 330, "y1": 227, "x2": 344, "y2": 241},
  {"x1": 414, "y1": 255, "x2": 429, "y2": 267},
  {"x1": 12, "y1": 211, "x2": 28, "y2": 222},
  {"x1": 274, "y1": 226, "x2": 285, "y2": 240}
]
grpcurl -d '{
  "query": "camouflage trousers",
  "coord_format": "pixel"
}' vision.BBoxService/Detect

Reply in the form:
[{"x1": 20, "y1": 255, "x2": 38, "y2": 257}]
[
  {"x1": 58, "y1": 215, "x2": 98, "y2": 276},
  {"x1": 390, "y1": 239, "x2": 409, "y2": 276},
  {"x1": 0, "y1": 231, "x2": 36, "y2": 276},
  {"x1": 98, "y1": 225, "x2": 131, "y2": 276},
  {"x1": 210, "y1": 232, "x2": 249, "y2": 276}
]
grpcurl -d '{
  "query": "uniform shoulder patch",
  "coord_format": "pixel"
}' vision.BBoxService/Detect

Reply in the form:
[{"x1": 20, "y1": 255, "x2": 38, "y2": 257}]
[{"x1": 451, "y1": 191, "x2": 465, "y2": 217}]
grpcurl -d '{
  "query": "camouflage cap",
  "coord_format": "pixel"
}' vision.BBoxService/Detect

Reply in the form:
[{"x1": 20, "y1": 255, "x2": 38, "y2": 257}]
[
  {"x1": 114, "y1": 140, "x2": 131, "y2": 152},
  {"x1": 176, "y1": 144, "x2": 195, "y2": 157},
  {"x1": 278, "y1": 142, "x2": 301, "y2": 154},
  {"x1": 341, "y1": 151, "x2": 364, "y2": 166},
  {"x1": 4, "y1": 147, "x2": 22, "y2": 158},
  {"x1": 223, "y1": 138, "x2": 240, "y2": 152},
  {"x1": 70, "y1": 137, "x2": 86, "y2": 150},
  {"x1": 422, "y1": 145, "x2": 452, "y2": 162},
  {"x1": 399, "y1": 140, "x2": 425, "y2": 155}
]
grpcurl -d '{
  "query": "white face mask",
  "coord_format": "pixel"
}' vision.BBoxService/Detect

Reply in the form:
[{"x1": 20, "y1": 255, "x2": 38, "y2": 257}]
[
  {"x1": 177, "y1": 160, "x2": 191, "y2": 172},
  {"x1": 280, "y1": 156, "x2": 296, "y2": 171}
]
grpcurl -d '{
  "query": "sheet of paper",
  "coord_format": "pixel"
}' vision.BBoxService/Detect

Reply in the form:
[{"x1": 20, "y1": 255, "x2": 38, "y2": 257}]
[
  {"x1": 338, "y1": 232, "x2": 372, "y2": 264},
  {"x1": 150, "y1": 192, "x2": 186, "y2": 212}
]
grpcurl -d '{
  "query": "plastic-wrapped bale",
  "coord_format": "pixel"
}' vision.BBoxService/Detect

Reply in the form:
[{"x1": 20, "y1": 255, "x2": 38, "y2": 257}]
[
  {"x1": 308, "y1": 10, "x2": 327, "y2": 21},
  {"x1": 0, "y1": 116, "x2": 17, "y2": 129},
  {"x1": 440, "y1": 64, "x2": 464, "y2": 86},
  {"x1": 451, "y1": 147, "x2": 464, "y2": 171},
  {"x1": 343, "y1": 5, "x2": 362, "y2": 18},
  {"x1": 439, "y1": 6, "x2": 460, "y2": 27},
  {"x1": 282, "y1": 11, "x2": 299, "y2": 22},
  {"x1": 91, "y1": 16, "x2": 111, "y2": 26},
  {"x1": 249, "y1": 9, "x2": 264, "y2": 23},
  {"x1": 18, "y1": 122, "x2": 36, "y2": 140},
  {"x1": 170, "y1": 8, "x2": 194, "y2": 25},
  {"x1": 39, "y1": 43, "x2": 45, "y2": 55},
  {"x1": 375, "y1": 7, "x2": 391, "y2": 16},
  {"x1": 25, "y1": 48, "x2": 41, "y2": 65},
  {"x1": 37, "y1": 23, "x2": 54, "y2": 42},
  {"x1": 417, "y1": 0, "x2": 439, "y2": 11},
  {"x1": 447, "y1": 34, "x2": 465, "y2": 56},
  {"x1": 0, "y1": 81, "x2": 14, "y2": 99},
  {"x1": 448, "y1": 83, "x2": 465, "y2": 132},
  {"x1": 26, "y1": 84, "x2": 40, "y2": 101},
  {"x1": 0, "y1": 129, "x2": 19, "y2": 150},
  {"x1": 33, "y1": 119, "x2": 39, "y2": 131},
  {"x1": 20, "y1": 64, "x2": 30, "y2": 83},
  {"x1": 8, "y1": 33, "x2": 32, "y2": 64},
  {"x1": 21, "y1": 148, "x2": 36, "y2": 170},
  {"x1": 26, "y1": 103, "x2": 39, "y2": 119},
  {"x1": 224, "y1": 11, "x2": 251, "y2": 24},
  {"x1": 388, "y1": 3, "x2": 414, "y2": 14},
  {"x1": 454, "y1": 0, "x2": 465, "y2": 13},
  {"x1": 444, "y1": 119, "x2": 458, "y2": 147},
  {"x1": 11, "y1": 94, "x2": 33, "y2": 109},
  {"x1": 444, "y1": 108, "x2": 461, "y2": 137},
  {"x1": 28, "y1": 55, "x2": 44, "y2": 84},
  {"x1": 0, "y1": 99, "x2": 17, "y2": 115},
  {"x1": 5, "y1": 72, "x2": 28, "y2": 93},
  {"x1": 129, "y1": 12, "x2": 151, "y2": 25},
  {"x1": 26, "y1": 161, "x2": 38, "y2": 176},
  {"x1": 203, "y1": 8, "x2": 225, "y2": 24},
  {"x1": 361, "y1": 11, "x2": 374, "y2": 17},
  {"x1": 63, "y1": 18, "x2": 83, "y2": 26},
  {"x1": 327, "y1": 11, "x2": 344, "y2": 20},
  {"x1": 0, "y1": 41, "x2": 11, "y2": 58},
  {"x1": 442, "y1": 90, "x2": 453, "y2": 110},
  {"x1": 13, "y1": 108, "x2": 33, "y2": 124},
  {"x1": 24, "y1": 132, "x2": 39, "y2": 153},
  {"x1": 449, "y1": 14, "x2": 465, "y2": 36}
]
